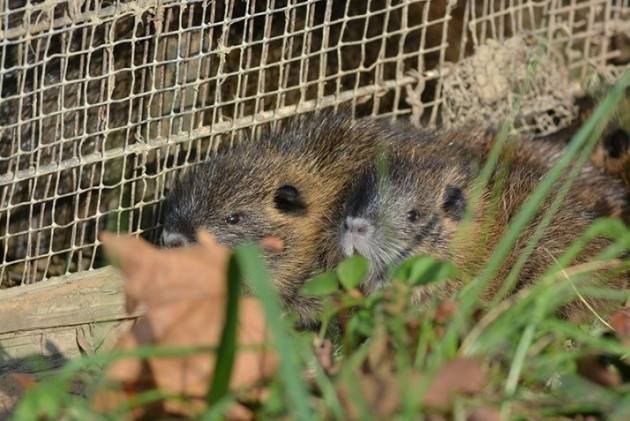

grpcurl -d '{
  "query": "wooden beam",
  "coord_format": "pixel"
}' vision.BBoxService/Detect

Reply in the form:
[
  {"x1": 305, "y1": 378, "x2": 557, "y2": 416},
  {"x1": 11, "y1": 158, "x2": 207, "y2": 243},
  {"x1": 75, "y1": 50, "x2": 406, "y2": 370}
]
[{"x1": 0, "y1": 267, "x2": 139, "y2": 374}]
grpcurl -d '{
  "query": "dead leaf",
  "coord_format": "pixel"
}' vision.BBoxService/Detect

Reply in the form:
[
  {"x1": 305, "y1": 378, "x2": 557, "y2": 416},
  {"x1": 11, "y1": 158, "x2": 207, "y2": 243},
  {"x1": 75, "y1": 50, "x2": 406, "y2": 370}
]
[
  {"x1": 348, "y1": 289, "x2": 363, "y2": 300},
  {"x1": 467, "y1": 406, "x2": 501, "y2": 421},
  {"x1": 8, "y1": 373, "x2": 36, "y2": 391},
  {"x1": 337, "y1": 357, "x2": 487, "y2": 417},
  {"x1": 93, "y1": 231, "x2": 278, "y2": 418},
  {"x1": 576, "y1": 355, "x2": 622, "y2": 387},
  {"x1": 434, "y1": 300, "x2": 457, "y2": 338},
  {"x1": 337, "y1": 368, "x2": 402, "y2": 418},
  {"x1": 366, "y1": 327, "x2": 392, "y2": 375},
  {"x1": 427, "y1": 415, "x2": 448, "y2": 421},
  {"x1": 225, "y1": 402, "x2": 256, "y2": 420},
  {"x1": 0, "y1": 373, "x2": 37, "y2": 417},
  {"x1": 422, "y1": 357, "x2": 487, "y2": 409},
  {"x1": 314, "y1": 338, "x2": 335, "y2": 374},
  {"x1": 435, "y1": 300, "x2": 458, "y2": 324},
  {"x1": 609, "y1": 307, "x2": 630, "y2": 342}
]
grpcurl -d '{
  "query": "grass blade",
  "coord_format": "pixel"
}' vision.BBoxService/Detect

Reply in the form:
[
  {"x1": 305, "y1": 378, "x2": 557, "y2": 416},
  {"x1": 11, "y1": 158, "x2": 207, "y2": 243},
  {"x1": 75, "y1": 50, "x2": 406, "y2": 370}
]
[
  {"x1": 440, "y1": 68, "x2": 630, "y2": 360},
  {"x1": 207, "y1": 255, "x2": 241, "y2": 405},
  {"x1": 234, "y1": 244, "x2": 312, "y2": 420}
]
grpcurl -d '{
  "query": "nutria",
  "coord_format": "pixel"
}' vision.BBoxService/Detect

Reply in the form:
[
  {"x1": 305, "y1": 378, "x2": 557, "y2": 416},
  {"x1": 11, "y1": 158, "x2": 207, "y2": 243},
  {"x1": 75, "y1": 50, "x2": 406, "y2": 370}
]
[
  {"x1": 161, "y1": 109, "x2": 391, "y2": 326},
  {"x1": 162, "y1": 108, "x2": 627, "y2": 323},
  {"x1": 339, "y1": 128, "x2": 628, "y2": 319}
]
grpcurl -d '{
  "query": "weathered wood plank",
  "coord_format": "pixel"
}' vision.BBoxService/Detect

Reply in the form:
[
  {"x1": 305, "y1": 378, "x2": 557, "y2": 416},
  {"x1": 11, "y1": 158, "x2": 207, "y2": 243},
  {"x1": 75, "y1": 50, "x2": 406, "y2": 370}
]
[
  {"x1": 0, "y1": 267, "x2": 139, "y2": 373},
  {"x1": 0, "y1": 267, "x2": 136, "y2": 334}
]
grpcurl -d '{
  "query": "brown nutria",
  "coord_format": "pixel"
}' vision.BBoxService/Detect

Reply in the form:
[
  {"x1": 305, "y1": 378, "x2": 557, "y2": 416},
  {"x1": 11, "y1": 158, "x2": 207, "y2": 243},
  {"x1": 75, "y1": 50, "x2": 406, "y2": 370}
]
[
  {"x1": 339, "y1": 130, "x2": 628, "y2": 319},
  {"x1": 161, "y1": 109, "x2": 392, "y2": 326}
]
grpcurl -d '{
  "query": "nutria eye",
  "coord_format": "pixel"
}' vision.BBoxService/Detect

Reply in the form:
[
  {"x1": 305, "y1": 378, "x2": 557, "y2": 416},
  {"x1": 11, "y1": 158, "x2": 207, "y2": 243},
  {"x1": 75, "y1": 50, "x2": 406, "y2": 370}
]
[
  {"x1": 407, "y1": 210, "x2": 419, "y2": 222},
  {"x1": 226, "y1": 213, "x2": 241, "y2": 225}
]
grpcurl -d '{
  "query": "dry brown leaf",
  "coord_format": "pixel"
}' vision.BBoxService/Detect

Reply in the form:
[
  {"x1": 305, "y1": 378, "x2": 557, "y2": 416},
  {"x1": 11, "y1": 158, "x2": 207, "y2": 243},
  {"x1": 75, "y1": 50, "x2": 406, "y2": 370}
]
[
  {"x1": 576, "y1": 355, "x2": 622, "y2": 388},
  {"x1": 435, "y1": 300, "x2": 458, "y2": 325},
  {"x1": 93, "y1": 231, "x2": 278, "y2": 418},
  {"x1": 337, "y1": 357, "x2": 487, "y2": 417},
  {"x1": 313, "y1": 338, "x2": 335, "y2": 374},
  {"x1": 0, "y1": 373, "x2": 37, "y2": 418},
  {"x1": 423, "y1": 357, "x2": 487, "y2": 409},
  {"x1": 366, "y1": 328, "x2": 392, "y2": 376},
  {"x1": 348, "y1": 289, "x2": 364, "y2": 300},
  {"x1": 467, "y1": 406, "x2": 502, "y2": 421},
  {"x1": 609, "y1": 307, "x2": 630, "y2": 342},
  {"x1": 426, "y1": 415, "x2": 448, "y2": 421},
  {"x1": 337, "y1": 368, "x2": 402, "y2": 419},
  {"x1": 7, "y1": 373, "x2": 36, "y2": 391}
]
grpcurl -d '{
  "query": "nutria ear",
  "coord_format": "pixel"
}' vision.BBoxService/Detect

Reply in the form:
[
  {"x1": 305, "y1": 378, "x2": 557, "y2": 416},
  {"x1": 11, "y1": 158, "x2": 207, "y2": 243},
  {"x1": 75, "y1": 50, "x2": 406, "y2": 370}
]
[
  {"x1": 603, "y1": 128, "x2": 629, "y2": 159},
  {"x1": 274, "y1": 184, "x2": 307, "y2": 215},
  {"x1": 442, "y1": 185, "x2": 466, "y2": 221}
]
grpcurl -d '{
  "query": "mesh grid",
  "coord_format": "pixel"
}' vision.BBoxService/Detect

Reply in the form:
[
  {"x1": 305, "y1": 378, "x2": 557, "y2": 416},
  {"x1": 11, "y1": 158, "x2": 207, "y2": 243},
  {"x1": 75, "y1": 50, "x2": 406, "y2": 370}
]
[{"x1": 0, "y1": 0, "x2": 628, "y2": 286}]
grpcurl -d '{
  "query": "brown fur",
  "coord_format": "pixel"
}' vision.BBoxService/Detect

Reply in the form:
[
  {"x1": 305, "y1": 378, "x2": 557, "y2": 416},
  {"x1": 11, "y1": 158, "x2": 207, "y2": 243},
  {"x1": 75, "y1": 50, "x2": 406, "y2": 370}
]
[
  {"x1": 341, "y1": 123, "x2": 628, "y2": 320},
  {"x1": 164, "y1": 110, "x2": 628, "y2": 325},
  {"x1": 465, "y1": 154, "x2": 628, "y2": 319},
  {"x1": 432, "y1": 124, "x2": 630, "y2": 222},
  {"x1": 162, "y1": 110, "x2": 387, "y2": 326}
]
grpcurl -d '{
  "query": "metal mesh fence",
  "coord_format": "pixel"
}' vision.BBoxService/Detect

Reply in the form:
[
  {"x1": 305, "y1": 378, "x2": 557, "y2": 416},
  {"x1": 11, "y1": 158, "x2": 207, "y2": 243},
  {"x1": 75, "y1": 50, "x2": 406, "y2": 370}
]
[{"x1": 0, "y1": 0, "x2": 628, "y2": 287}]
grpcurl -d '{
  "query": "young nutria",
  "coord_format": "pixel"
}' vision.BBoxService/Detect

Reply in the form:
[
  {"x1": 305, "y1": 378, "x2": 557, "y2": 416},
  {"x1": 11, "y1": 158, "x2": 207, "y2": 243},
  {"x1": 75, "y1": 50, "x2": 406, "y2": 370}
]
[
  {"x1": 340, "y1": 131, "x2": 628, "y2": 319},
  {"x1": 161, "y1": 109, "x2": 393, "y2": 326}
]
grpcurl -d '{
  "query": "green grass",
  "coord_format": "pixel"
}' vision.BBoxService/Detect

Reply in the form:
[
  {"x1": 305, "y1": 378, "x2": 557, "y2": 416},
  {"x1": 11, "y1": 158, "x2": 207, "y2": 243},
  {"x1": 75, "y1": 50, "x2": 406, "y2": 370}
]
[
  {"x1": 8, "y1": 68, "x2": 630, "y2": 421},
  {"x1": 206, "y1": 254, "x2": 242, "y2": 405},
  {"x1": 234, "y1": 244, "x2": 312, "y2": 420}
]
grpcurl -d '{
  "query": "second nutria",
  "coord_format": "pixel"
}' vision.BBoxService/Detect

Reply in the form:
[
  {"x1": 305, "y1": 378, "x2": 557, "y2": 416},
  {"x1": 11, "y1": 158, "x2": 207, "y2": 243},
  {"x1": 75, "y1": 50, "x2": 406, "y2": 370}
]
[{"x1": 339, "y1": 128, "x2": 628, "y2": 318}]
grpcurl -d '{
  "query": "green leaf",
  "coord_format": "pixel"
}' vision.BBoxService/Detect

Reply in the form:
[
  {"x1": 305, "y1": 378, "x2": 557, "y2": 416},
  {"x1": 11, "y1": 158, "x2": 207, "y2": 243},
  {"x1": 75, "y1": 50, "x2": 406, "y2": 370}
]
[
  {"x1": 300, "y1": 271, "x2": 339, "y2": 296},
  {"x1": 390, "y1": 256, "x2": 416, "y2": 280},
  {"x1": 12, "y1": 377, "x2": 67, "y2": 421},
  {"x1": 351, "y1": 310, "x2": 374, "y2": 337},
  {"x1": 337, "y1": 255, "x2": 369, "y2": 290},
  {"x1": 398, "y1": 255, "x2": 456, "y2": 286}
]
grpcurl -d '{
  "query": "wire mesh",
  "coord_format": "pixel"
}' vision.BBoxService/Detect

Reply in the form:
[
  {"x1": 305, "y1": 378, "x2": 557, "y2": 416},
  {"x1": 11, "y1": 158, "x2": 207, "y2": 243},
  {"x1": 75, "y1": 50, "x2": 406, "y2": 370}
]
[{"x1": 0, "y1": 0, "x2": 628, "y2": 286}]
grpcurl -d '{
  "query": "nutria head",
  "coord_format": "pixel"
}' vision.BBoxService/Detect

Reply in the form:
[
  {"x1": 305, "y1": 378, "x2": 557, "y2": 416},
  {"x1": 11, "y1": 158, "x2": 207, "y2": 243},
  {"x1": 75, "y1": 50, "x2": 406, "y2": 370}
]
[{"x1": 339, "y1": 149, "x2": 471, "y2": 292}]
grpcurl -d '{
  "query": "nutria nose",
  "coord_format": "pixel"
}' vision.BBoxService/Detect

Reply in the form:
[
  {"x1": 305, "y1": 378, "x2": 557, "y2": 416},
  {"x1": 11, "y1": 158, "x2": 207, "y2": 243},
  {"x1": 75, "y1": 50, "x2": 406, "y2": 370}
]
[
  {"x1": 344, "y1": 217, "x2": 371, "y2": 236},
  {"x1": 161, "y1": 230, "x2": 191, "y2": 248}
]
